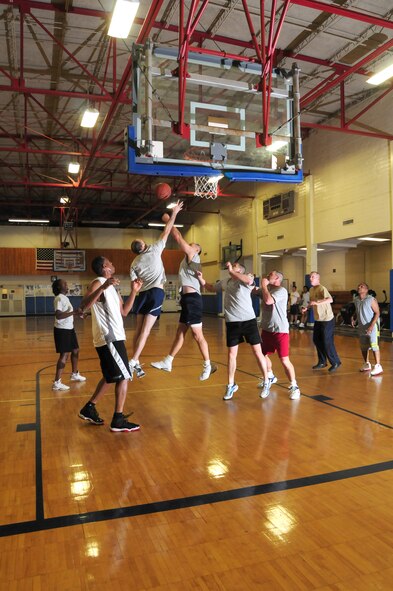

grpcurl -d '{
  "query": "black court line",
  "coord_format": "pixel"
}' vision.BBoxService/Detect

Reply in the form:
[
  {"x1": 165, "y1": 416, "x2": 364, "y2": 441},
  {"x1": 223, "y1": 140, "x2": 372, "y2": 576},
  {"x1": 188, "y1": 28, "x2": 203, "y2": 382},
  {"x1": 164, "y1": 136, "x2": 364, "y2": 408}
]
[
  {"x1": 16, "y1": 423, "x2": 36, "y2": 432},
  {"x1": 35, "y1": 369, "x2": 45, "y2": 521},
  {"x1": 0, "y1": 459, "x2": 392, "y2": 538}
]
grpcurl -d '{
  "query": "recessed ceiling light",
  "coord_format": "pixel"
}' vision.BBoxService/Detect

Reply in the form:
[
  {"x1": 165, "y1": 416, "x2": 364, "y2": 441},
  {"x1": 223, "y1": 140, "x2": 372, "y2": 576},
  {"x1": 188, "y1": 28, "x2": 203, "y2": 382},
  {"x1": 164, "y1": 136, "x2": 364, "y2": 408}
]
[
  {"x1": 68, "y1": 162, "x2": 80, "y2": 174},
  {"x1": 260, "y1": 254, "x2": 280, "y2": 258},
  {"x1": 367, "y1": 63, "x2": 393, "y2": 86},
  {"x1": 108, "y1": 0, "x2": 140, "y2": 38},
  {"x1": 9, "y1": 218, "x2": 50, "y2": 223},
  {"x1": 358, "y1": 236, "x2": 390, "y2": 242},
  {"x1": 80, "y1": 108, "x2": 99, "y2": 128}
]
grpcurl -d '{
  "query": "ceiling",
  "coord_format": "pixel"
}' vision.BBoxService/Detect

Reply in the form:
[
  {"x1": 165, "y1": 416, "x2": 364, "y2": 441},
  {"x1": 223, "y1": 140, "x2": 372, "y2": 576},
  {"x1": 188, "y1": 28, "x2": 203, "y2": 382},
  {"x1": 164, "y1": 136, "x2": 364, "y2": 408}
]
[{"x1": 0, "y1": 0, "x2": 393, "y2": 230}]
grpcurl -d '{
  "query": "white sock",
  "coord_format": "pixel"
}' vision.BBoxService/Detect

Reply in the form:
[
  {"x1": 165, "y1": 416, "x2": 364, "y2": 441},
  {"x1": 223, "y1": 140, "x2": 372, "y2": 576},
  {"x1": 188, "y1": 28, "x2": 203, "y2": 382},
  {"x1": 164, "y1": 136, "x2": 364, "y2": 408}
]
[
  {"x1": 130, "y1": 359, "x2": 137, "y2": 367},
  {"x1": 166, "y1": 355, "x2": 174, "y2": 363},
  {"x1": 203, "y1": 360, "x2": 211, "y2": 367},
  {"x1": 268, "y1": 371, "x2": 274, "y2": 378},
  {"x1": 291, "y1": 381, "x2": 297, "y2": 387}
]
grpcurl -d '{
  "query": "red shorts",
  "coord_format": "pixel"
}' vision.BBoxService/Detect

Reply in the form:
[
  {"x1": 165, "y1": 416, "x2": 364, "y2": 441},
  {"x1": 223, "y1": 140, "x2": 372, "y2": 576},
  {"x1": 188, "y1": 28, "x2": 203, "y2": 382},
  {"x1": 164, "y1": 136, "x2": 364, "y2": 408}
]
[{"x1": 261, "y1": 330, "x2": 290, "y2": 358}]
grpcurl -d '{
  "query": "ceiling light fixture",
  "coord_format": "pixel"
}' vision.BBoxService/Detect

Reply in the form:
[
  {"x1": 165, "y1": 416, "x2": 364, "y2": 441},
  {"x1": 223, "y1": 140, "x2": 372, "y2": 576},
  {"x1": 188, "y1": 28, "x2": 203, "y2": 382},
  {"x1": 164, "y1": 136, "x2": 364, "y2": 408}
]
[
  {"x1": 367, "y1": 63, "x2": 393, "y2": 86},
  {"x1": 358, "y1": 236, "x2": 390, "y2": 242},
  {"x1": 299, "y1": 247, "x2": 325, "y2": 251},
  {"x1": 9, "y1": 218, "x2": 50, "y2": 224},
  {"x1": 59, "y1": 196, "x2": 70, "y2": 204},
  {"x1": 108, "y1": 0, "x2": 140, "y2": 38},
  {"x1": 68, "y1": 162, "x2": 80, "y2": 174},
  {"x1": 148, "y1": 223, "x2": 184, "y2": 228},
  {"x1": 80, "y1": 107, "x2": 100, "y2": 128},
  {"x1": 80, "y1": 220, "x2": 120, "y2": 225},
  {"x1": 166, "y1": 202, "x2": 177, "y2": 209},
  {"x1": 260, "y1": 254, "x2": 280, "y2": 258}
]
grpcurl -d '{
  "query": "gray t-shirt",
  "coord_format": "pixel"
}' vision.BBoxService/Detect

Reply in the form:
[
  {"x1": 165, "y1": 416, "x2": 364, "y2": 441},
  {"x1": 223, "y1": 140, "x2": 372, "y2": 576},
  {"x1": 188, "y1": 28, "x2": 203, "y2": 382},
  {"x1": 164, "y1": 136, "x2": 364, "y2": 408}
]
[
  {"x1": 355, "y1": 295, "x2": 377, "y2": 335},
  {"x1": 178, "y1": 253, "x2": 201, "y2": 293},
  {"x1": 218, "y1": 277, "x2": 255, "y2": 322},
  {"x1": 261, "y1": 285, "x2": 289, "y2": 333},
  {"x1": 130, "y1": 239, "x2": 166, "y2": 292}
]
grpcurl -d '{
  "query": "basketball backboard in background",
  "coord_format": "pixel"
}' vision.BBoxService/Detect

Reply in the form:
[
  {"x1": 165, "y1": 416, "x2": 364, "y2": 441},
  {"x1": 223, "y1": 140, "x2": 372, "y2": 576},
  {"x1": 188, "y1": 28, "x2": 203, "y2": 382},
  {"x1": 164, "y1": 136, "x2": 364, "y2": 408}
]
[
  {"x1": 126, "y1": 43, "x2": 303, "y2": 184},
  {"x1": 54, "y1": 250, "x2": 86, "y2": 272}
]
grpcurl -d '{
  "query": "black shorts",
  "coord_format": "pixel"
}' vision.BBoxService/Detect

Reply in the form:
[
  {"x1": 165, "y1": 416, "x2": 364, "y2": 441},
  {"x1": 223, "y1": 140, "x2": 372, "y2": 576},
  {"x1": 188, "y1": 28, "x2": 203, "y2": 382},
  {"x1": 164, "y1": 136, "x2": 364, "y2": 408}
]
[
  {"x1": 134, "y1": 287, "x2": 165, "y2": 316},
  {"x1": 290, "y1": 304, "x2": 299, "y2": 315},
  {"x1": 54, "y1": 327, "x2": 79, "y2": 353},
  {"x1": 96, "y1": 340, "x2": 132, "y2": 383},
  {"x1": 226, "y1": 318, "x2": 261, "y2": 347},
  {"x1": 179, "y1": 292, "x2": 203, "y2": 326}
]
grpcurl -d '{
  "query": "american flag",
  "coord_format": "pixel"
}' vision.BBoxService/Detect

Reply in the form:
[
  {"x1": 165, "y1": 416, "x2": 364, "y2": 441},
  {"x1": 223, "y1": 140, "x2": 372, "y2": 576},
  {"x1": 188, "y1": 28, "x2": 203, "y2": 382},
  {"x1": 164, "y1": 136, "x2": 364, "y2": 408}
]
[{"x1": 36, "y1": 248, "x2": 54, "y2": 271}]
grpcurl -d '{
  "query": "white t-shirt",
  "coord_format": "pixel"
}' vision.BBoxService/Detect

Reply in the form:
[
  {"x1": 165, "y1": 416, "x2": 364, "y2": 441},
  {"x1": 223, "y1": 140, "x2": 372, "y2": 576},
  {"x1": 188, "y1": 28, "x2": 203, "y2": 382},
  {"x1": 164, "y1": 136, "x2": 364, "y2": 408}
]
[
  {"x1": 91, "y1": 277, "x2": 126, "y2": 347},
  {"x1": 290, "y1": 290, "x2": 300, "y2": 306},
  {"x1": 54, "y1": 294, "x2": 74, "y2": 330}
]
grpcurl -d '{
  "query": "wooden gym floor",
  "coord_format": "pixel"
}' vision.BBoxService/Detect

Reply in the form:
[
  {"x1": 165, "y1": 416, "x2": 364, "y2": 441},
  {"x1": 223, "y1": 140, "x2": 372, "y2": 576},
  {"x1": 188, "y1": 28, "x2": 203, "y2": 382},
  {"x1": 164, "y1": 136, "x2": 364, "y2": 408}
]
[{"x1": 0, "y1": 313, "x2": 393, "y2": 590}]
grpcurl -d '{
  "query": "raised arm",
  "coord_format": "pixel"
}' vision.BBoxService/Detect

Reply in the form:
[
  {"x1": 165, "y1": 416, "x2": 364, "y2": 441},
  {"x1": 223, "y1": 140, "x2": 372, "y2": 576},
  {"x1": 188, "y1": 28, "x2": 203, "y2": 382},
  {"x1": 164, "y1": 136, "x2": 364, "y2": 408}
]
[
  {"x1": 162, "y1": 213, "x2": 195, "y2": 261},
  {"x1": 255, "y1": 277, "x2": 275, "y2": 305},
  {"x1": 80, "y1": 277, "x2": 119, "y2": 312},
  {"x1": 159, "y1": 200, "x2": 183, "y2": 243},
  {"x1": 121, "y1": 279, "x2": 144, "y2": 316},
  {"x1": 226, "y1": 262, "x2": 254, "y2": 286},
  {"x1": 196, "y1": 270, "x2": 219, "y2": 293}
]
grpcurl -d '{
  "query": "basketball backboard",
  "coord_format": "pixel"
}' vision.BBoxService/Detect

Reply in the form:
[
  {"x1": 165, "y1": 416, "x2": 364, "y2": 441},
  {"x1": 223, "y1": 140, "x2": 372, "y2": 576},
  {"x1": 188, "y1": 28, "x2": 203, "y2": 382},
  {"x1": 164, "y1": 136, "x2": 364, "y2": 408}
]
[{"x1": 126, "y1": 42, "x2": 303, "y2": 184}]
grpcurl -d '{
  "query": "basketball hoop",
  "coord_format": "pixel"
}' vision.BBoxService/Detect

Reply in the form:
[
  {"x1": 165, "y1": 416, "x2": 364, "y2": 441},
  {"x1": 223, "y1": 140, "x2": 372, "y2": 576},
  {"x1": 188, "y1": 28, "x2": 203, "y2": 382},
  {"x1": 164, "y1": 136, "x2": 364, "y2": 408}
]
[{"x1": 194, "y1": 175, "x2": 220, "y2": 200}]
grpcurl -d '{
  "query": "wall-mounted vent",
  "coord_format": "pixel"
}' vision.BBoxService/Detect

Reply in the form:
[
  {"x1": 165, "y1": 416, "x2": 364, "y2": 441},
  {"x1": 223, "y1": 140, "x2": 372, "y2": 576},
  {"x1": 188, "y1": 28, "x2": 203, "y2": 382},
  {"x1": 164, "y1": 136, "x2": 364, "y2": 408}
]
[
  {"x1": 277, "y1": 235, "x2": 284, "y2": 240},
  {"x1": 342, "y1": 219, "x2": 354, "y2": 225}
]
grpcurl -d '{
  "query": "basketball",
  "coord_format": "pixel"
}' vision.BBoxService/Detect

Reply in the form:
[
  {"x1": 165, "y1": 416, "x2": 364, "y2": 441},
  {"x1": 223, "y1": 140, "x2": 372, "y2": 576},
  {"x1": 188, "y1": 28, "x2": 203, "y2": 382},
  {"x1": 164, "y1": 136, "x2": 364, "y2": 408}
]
[{"x1": 155, "y1": 182, "x2": 172, "y2": 201}]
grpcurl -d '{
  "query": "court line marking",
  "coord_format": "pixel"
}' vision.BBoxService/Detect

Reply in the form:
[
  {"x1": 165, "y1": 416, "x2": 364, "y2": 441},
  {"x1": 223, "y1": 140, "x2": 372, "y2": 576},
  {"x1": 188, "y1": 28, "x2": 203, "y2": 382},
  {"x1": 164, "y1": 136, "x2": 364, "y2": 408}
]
[{"x1": 1, "y1": 459, "x2": 392, "y2": 538}]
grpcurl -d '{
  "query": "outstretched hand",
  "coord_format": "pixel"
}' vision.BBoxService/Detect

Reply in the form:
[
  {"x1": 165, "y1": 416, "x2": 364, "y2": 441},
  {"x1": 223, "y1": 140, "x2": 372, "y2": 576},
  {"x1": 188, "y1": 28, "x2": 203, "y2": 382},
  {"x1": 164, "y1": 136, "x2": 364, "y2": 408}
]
[
  {"x1": 131, "y1": 278, "x2": 144, "y2": 293},
  {"x1": 172, "y1": 200, "x2": 184, "y2": 215}
]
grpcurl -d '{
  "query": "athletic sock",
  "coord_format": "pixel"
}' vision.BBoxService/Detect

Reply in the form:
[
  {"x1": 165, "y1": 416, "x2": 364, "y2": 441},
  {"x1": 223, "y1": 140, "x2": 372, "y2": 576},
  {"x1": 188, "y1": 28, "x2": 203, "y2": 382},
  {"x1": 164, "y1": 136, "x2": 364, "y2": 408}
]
[
  {"x1": 166, "y1": 355, "x2": 174, "y2": 363},
  {"x1": 130, "y1": 359, "x2": 137, "y2": 367},
  {"x1": 290, "y1": 381, "x2": 298, "y2": 387},
  {"x1": 113, "y1": 412, "x2": 123, "y2": 418},
  {"x1": 203, "y1": 360, "x2": 211, "y2": 367},
  {"x1": 267, "y1": 371, "x2": 274, "y2": 379}
]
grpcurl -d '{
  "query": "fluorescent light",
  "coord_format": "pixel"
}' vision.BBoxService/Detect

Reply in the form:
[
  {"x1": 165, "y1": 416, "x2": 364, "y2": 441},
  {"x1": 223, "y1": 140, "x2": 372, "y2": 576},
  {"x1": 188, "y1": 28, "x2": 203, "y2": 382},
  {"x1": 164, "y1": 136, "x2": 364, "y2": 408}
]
[
  {"x1": 367, "y1": 63, "x2": 393, "y2": 86},
  {"x1": 68, "y1": 162, "x2": 80, "y2": 174},
  {"x1": 358, "y1": 236, "x2": 390, "y2": 242},
  {"x1": 59, "y1": 196, "x2": 70, "y2": 204},
  {"x1": 207, "y1": 174, "x2": 224, "y2": 183},
  {"x1": 81, "y1": 108, "x2": 99, "y2": 128},
  {"x1": 166, "y1": 202, "x2": 177, "y2": 209},
  {"x1": 148, "y1": 223, "x2": 184, "y2": 228},
  {"x1": 299, "y1": 247, "x2": 325, "y2": 251},
  {"x1": 9, "y1": 218, "x2": 49, "y2": 223},
  {"x1": 108, "y1": 0, "x2": 140, "y2": 38},
  {"x1": 260, "y1": 254, "x2": 280, "y2": 258},
  {"x1": 208, "y1": 116, "x2": 229, "y2": 129},
  {"x1": 266, "y1": 140, "x2": 288, "y2": 153}
]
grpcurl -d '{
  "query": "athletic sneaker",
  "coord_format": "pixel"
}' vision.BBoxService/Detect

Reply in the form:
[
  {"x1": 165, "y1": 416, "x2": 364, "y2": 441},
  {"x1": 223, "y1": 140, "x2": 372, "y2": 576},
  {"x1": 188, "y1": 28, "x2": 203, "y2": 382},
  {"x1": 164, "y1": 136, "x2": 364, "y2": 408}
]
[
  {"x1": 70, "y1": 372, "x2": 87, "y2": 382},
  {"x1": 223, "y1": 384, "x2": 238, "y2": 400},
  {"x1": 360, "y1": 362, "x2": 372, "y2": 372},
  {"x1": 289, "y1": 385, "x2": 301, "y2": 400},
  {"x1": 134, "y1": 364, "x2": 146, "y2": 378},
  {"x1": 199, "y1": 364, "x2": 218, "y2": 381},
  {"x1": 52, "y1": 380, "x2": 70, "y2": 391},
  {"x1": 298, "y1": 323, "x2": 305, "y2": 328},
  {"x1": 151, "y1": 358, "x2": 172, "y2": 372},
  {"x1": 257, "y1": 374, "x2": 278, "y2": 388},
  {"x1": 259, "y1": 383, "x2": 271, "y2": 399},
  {"x1": 370, "y1": 364, "x2": 383, "y2": 376},
  {"x1": 110, "y1": 414, "x2": 140, "y2": 432},
  {"x1": 78, "y1": 403, "x2": 104, "y2": 425}
]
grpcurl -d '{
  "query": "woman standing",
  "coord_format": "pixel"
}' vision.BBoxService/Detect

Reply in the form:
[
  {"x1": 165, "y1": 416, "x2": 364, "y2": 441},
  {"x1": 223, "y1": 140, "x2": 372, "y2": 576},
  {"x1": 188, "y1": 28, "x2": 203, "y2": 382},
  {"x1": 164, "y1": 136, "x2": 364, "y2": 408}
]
[{"x1": 52, "y1": 278, "x2": 86, "y2": 391}]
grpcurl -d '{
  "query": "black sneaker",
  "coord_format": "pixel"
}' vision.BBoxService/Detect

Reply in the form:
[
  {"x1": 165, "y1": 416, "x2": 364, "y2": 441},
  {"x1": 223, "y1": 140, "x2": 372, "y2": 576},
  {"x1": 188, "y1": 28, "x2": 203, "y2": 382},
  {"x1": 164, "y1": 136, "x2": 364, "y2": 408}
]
[
  {"x1": 78, "y1": 403, "x2": 104, "y2": 425},
  {"x1": 110, "y1": 414, "x2": 140, "y2": 432}
]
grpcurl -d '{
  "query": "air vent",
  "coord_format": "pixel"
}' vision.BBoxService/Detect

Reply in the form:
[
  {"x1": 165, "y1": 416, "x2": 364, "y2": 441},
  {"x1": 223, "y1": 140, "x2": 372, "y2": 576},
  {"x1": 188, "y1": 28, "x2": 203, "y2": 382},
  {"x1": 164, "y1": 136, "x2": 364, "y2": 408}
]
[
  {"x1": 343, "y1": 219, "x2": 354, "y2": 225},
  {"x1": 277, "y1": 235, "x2": 284, "y2": 240}
]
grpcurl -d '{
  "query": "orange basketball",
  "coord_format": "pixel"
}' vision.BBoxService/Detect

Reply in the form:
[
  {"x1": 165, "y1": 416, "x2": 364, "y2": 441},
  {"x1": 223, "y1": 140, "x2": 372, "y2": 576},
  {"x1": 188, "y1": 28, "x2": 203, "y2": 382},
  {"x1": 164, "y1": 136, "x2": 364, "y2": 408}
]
[{"x1": 155, "y1": 182, "x2": 172, "y2": 200}]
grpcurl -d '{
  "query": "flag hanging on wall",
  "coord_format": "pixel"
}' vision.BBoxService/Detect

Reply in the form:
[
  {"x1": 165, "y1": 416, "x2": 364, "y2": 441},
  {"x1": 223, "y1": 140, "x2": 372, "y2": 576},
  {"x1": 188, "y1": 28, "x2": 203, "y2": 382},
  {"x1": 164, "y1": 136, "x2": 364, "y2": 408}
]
[{"x1": 36, "y1": 248, "x2": 54, "y2": 271}]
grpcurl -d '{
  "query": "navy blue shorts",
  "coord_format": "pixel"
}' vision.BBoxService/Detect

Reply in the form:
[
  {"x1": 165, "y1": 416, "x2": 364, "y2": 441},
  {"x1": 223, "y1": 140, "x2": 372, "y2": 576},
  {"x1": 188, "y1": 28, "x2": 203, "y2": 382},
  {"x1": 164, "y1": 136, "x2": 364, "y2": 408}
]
[{"x1": 134, "y1": 287, "x2": 165, "y2": 316}]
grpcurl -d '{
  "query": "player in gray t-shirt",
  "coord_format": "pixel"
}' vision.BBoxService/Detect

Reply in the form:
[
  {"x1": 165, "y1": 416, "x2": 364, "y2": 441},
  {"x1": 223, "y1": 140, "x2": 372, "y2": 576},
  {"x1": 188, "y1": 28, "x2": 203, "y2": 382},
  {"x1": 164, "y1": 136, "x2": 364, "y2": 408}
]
[
  {"x1": 151, "y1": 221, "x2": 217, "y2": 381},
  {"x1": 254, "y1": 270, "x2": 301, "y2": 400},
  {"x1": 200, "y1": 261, "x2": 270, "y2": 400},
  {"x1": 352, "y1": 282, "x2": 382, "y2": 375},
  {"x1": 128, "y1": 201, "x2": 183, "y2": 378}
]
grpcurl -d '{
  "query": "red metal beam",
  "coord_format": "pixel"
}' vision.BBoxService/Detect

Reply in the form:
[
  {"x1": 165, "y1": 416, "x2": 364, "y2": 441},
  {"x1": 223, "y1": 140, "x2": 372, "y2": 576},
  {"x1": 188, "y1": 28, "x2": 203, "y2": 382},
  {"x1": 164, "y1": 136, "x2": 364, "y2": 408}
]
[
  {"x1": 345, "y1": 84, "x2": 393, "y2": 128},
  {"x1": 0, "y1": 146, "x2": 124, "y2": 159},
  {"x1": 290, "y1": 0, "x2": 393, "y2": 30},
  {"x1": 136, "y1": 0, "x2": 165, "y2": 44},
  {"x1": 301, "y1": 121, "x2": 393, "y2": 141}
]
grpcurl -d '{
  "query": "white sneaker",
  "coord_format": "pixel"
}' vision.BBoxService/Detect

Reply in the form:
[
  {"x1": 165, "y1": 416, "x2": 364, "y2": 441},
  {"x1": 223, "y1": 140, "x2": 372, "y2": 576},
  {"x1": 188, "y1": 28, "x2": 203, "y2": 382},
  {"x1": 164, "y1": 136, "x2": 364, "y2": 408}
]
[
  {"x1": 199, "y1": 364, "x2": 217, "y2": 381},
  {"x1": 70, "y1": 372, "x2": 87, "y2": 382},
  {"x1": 259, "y1": 383, "x2": 271, "y2": 399},
  {"x1": 151, "y1": 359, "x2": 172, "y2": 372},
  {"x1": 289, "y1": 385, "x2": 301, "y2": 400},
  {"x1": 223, "y1": 384, "x2": 238, "y2": 400},
  {"x1": 52, "y1": 380, "x2": 70, "y2": 391},
  {"x1": 298, "y1": 323, "x2": 304, "y2": 328},
  {"x1": 370, "y1": 364, "x2": 383, "y2": 376},
  {"x1": 257, "y1": 374, "x2": 277, "y2": 388},
  {"x1": 360, "y1": 362, "x2": 371, "y2": 372}
]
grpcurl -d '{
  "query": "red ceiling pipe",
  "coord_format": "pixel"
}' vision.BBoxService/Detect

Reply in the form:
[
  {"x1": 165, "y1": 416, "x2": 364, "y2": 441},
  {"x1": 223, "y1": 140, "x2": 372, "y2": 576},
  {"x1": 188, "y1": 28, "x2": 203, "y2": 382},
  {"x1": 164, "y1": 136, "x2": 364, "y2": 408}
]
[
  {"x1": 345, "y1": 84, "x2": 393, "y2": 128},
  {"x1": 301, "y1": 121, "x2": 393, "y2": 141},
  {"x1": 290, "y1": 0, "x2": 393, "y2": 30}
]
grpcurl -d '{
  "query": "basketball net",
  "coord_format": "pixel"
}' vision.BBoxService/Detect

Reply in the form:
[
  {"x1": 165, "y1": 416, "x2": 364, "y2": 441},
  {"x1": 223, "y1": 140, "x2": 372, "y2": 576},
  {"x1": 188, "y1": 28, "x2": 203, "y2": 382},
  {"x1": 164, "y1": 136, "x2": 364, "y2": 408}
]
[{"x1": 194, "y1": 176, "x2": 220, "y2": 199}]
